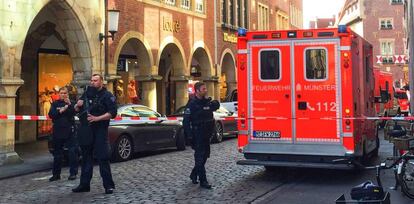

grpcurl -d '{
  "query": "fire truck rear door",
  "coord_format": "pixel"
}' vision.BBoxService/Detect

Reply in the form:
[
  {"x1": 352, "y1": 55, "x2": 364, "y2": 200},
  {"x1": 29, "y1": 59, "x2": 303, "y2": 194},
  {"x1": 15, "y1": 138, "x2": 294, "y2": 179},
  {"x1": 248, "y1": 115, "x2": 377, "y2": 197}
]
[
  {"x1": 293, "y1": 39, "x2": 342, "y2": 144},
  {"x1": 248, "y1": 41, "x2": 292, "y2": 143}
]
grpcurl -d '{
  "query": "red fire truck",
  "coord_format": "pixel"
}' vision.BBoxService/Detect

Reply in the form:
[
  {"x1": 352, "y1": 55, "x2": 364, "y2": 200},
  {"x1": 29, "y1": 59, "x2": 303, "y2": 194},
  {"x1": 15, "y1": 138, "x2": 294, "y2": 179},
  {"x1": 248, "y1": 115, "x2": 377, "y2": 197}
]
[
  {"x1": 373, "y1": 68, "x2": 393, "y2": 117},
  {"x1": 373, "y1": 68, "x2": 410, "y2": 119},
  {"x1": 236, "y1": 26, "x2": 379, "y2": 169}
]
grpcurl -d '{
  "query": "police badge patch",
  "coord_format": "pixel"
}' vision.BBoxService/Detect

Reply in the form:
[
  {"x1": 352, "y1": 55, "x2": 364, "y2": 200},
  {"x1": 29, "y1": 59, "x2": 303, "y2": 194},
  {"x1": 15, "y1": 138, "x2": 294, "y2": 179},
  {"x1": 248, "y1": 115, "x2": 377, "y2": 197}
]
[{"x1": 184, "y1": 108, "x2": 191, "y2": 114}]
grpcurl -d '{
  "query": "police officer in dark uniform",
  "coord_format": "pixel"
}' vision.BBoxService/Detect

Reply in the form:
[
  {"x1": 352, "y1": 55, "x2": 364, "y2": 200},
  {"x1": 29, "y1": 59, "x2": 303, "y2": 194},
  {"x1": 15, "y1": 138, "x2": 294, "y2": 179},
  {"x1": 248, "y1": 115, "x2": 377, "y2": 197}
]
[
  {"x1": 72, "y1": 74, "x2": 117, "y2": 194},
  {"x1": 183, "y1": 82, "x2": 220, "y2": 189},
  {"x1": 48, "y1": 86, "x2": 78, "y2": 181}
]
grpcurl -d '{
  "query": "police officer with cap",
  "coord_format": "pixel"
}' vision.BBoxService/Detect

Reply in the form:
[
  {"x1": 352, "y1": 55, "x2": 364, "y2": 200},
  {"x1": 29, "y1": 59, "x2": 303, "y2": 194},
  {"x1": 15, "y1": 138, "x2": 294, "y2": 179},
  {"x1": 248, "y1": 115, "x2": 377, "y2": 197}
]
[
  {"x1": 183, "y1": 82, "x2": 220, "y2": 189},
  {"x1": 72, "y1": 74, "x2": 117, "y2": 194}
]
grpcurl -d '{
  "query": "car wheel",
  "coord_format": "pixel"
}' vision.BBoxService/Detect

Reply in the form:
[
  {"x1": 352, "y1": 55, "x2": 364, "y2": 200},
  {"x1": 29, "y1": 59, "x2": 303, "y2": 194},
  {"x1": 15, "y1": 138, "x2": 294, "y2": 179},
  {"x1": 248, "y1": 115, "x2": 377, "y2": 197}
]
[
  {"x1": 176, "y1": 128, "x2": 186, "y2": 151},
  {"x1": 212, "y1": 122, "x2": 224, "y2": 143},
  {"x1": 113, "y1": 134, "x2": 133, "y2": 162}
]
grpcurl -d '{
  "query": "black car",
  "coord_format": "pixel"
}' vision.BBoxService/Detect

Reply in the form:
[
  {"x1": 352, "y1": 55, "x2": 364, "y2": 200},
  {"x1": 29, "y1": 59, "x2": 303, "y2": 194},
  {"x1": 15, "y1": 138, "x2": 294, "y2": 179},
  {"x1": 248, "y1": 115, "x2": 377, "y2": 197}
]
[
  {"x1": 109, "y1": 104, "x2": 185, "y2": 161},
  {"x1": 169, "y1": 105, "x2": 238, "y2": 143},
  {"x1": 49, "y1": 104, "x2": 185, "y2": 162}
]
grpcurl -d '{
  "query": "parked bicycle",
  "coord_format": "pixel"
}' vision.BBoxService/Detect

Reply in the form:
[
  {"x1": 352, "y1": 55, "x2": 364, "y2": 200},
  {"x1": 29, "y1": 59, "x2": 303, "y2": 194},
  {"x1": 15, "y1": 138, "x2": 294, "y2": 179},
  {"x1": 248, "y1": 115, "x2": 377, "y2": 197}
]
[{"x1": 336, "y1": 124, "x2": 414, "y2": 203}]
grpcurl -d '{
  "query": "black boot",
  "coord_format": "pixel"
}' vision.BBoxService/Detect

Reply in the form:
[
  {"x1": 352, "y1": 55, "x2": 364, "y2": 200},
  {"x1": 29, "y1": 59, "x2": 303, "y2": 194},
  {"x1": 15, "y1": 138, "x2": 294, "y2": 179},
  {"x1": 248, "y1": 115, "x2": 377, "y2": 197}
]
[
  {"x1": 190, "y1": 174, "x2": 198, "y2": 184},
  {"x1": 68, "y1": 174, "x2": 77, "y2": 180},
  {"x1": 200, "y1": 181, "x2": 212, "y2": 189},
  {"x1": 105, "y1": 188, "x2": 114, "y2": 194},
  {"x1": 49, "y1": 175, "x2": 61, "y2": 182},
  {"x1": 72, "y1": 185, "x2": 90, "y2": 193}
]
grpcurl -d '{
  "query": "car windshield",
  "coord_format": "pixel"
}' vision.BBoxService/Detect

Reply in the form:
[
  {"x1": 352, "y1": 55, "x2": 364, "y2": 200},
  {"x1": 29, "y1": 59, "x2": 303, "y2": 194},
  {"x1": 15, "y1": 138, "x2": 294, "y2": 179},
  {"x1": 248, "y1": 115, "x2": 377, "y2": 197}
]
[
  {"x1": 119, "y1": 107, "x2": 140, "y2": 117},
  {"x1": 131, "y1": 106, "x2": 161, "y2": 117}
]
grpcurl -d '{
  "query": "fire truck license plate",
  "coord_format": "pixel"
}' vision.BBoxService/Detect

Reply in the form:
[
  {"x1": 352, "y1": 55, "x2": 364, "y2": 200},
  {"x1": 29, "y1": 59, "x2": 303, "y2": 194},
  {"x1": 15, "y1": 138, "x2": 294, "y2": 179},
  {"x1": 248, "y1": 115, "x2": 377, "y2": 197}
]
[{"x1": 253, "y1": 131, "x2": 281, "y2": 138}]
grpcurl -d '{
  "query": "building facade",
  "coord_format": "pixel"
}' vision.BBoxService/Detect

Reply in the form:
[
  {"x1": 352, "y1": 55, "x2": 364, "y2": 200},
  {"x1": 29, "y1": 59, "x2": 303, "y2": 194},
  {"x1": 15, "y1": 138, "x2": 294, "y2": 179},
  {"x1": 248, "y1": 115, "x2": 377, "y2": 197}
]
[
  {"x1": 404, "y1": 0, "x2": 414, "y2": 111},
  {"x1": 217, "y1": 0, "x2": 301, "y2": 100},
  {"x1": 108, "y1": 0, "x2": 216, "y2": 115},
  {"x1": 0, "y1": 0, "x2": 303, "y2": 166},
  {"x1": 0, "y1": 0, "x2": 105, "y2": 165},
  {"x1": 337, "y1": 0, "x2": 408, "y2": 84},
  {"x1": 309, "y1": 16, "x2": 336, "y2": 28}
]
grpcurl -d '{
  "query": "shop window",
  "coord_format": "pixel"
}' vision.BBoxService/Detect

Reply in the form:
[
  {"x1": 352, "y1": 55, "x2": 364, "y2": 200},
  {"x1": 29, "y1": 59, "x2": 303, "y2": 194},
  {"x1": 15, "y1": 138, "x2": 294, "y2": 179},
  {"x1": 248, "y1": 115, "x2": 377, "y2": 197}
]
[
  {"x1": 260, "y1": 50, "x2": 281, "y2": 81},
  {"x1": 38, "y1": 52, "x2": 73, "y2": 138},
  {"x1": 305, "y1": 48, "x2": 327, "y2": 80}
]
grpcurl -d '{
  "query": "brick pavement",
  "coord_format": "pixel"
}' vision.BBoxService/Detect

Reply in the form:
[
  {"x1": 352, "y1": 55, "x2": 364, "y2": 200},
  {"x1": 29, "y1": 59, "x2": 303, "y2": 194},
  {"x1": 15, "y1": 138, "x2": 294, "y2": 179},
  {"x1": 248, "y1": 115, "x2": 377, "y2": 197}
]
[{"x1": 0, "y1": 139, "x2": 285, "y2": 204}]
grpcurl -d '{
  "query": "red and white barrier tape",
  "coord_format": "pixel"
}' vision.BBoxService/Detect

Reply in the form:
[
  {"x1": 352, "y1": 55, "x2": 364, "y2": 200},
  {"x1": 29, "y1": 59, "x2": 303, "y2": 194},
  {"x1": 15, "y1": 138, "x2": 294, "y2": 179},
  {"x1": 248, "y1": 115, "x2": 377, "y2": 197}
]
[
  {"x1": 0, "y1": 114, "x2": 239, "y2": 122},
  {"x1": 0, "y1": 114, "x2": 413, "y2": 121}
]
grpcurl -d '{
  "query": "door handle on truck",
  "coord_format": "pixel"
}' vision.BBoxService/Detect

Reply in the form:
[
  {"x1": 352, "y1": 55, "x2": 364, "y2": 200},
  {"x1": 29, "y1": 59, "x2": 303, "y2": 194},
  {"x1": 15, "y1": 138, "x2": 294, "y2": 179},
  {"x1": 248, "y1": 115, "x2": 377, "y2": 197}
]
[
  {"x1": 297, "y1": 94, "x2": 301, "y2": 99},
  {"x1": 285, "y1": 94, "x2": 289, "y2": 98}
]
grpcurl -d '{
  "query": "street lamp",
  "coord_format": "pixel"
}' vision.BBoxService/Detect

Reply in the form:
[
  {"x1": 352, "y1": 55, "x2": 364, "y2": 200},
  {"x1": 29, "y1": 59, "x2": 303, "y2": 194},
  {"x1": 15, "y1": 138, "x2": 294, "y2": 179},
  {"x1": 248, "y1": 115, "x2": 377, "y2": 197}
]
[{"x1": 99, "y1": 9, "x2": 120, "y2": 42}]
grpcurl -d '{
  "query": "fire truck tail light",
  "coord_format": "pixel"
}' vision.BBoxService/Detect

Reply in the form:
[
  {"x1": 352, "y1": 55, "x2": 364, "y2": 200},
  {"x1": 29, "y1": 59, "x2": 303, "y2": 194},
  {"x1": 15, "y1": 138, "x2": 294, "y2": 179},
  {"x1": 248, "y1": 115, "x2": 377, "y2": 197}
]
[
  {"x1": 345, "y1": 108, "x2": 351, "y2": 114},
  {"x1": 343, "y1": 53, "x2": 349, "y2": 58},
  {"x1": 241, "y1": 119, "x2": 246, "y2": 128},
  {"x1": 345, "y1": 119, "x2": 351, "y2": 125},
  {"x1": 271, "y1": 32, "x2": 281, "y2": 38},
  {"x1": 303, "y1": 31, "x2": 313, "y2": 37},
  {"x1": 344, "y1": 62, "x2": 349, "y2": 68}
]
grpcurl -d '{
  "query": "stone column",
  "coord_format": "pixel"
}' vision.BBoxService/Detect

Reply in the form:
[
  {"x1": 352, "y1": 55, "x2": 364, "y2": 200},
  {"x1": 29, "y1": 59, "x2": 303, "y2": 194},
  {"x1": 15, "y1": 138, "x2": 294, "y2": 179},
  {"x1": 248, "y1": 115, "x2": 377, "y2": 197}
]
[
  {"x1": 170, "y1": 75, "x2": 191, "y2": 111},
  {"x1": 201, "y1": 76, "x2": 219, "y2": 100},
  {"x1": 214, "y1": 81, "x2": 220, "y2": 100},
  {"x1": 0, "y1": 78, "x2": 24, "y2": 165},
  {"x1": 136, "y1": 75, "x2": 162, "y2": 111},
  {"x1": 226, "y1": 80, "x2": 237, "y2": 96}
]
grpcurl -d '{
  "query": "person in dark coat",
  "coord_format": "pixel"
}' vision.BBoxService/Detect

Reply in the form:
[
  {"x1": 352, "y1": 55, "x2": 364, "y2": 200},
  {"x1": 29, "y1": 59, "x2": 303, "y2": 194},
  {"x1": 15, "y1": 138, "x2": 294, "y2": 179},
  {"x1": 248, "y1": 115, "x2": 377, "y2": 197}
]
[
  {"x1": 72, "y1": 74, "x2": 117, "y2": 194},
  {"x1": 183, "y1": 82, "x2": 220, "y2": 189},
  {"x1": 48, "y1": 86, "x2": 78, "y2": 181}
]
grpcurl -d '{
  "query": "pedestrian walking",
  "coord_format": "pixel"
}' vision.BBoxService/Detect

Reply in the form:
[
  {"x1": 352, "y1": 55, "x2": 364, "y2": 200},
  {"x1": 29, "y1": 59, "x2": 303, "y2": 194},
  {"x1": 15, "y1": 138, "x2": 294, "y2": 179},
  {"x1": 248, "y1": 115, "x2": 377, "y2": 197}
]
[
  {"x1": 72, "y1": 74, "x2": 117, "y2": 194},
  {"x1": 48, "y1": 86, "x2": 78, "y2": 181},
  {"x1": 183, "y1": 82, "x2": 220, "y2": 189}
]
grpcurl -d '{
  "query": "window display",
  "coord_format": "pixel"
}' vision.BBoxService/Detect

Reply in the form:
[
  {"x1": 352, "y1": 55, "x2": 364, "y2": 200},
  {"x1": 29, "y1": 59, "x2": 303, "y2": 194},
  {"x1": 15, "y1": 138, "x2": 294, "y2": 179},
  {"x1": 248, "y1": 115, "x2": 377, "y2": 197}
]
[{"x1": 37, "y1": 53, "x2": 73, "y2": 138}]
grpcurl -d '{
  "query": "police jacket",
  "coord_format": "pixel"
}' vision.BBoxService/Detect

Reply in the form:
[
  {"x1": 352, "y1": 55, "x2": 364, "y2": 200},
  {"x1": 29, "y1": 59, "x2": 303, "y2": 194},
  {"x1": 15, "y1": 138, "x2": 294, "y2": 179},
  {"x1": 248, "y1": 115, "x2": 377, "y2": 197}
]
[
  {"x1": 78, "y1": 87, "x2": 118, "y2": 128},
  {"x1": 48, "y1": 99, "x2": 75, "y2": 128},
  {"x1": 183, "y1": 96, "x2": 217, "y2": 139}
]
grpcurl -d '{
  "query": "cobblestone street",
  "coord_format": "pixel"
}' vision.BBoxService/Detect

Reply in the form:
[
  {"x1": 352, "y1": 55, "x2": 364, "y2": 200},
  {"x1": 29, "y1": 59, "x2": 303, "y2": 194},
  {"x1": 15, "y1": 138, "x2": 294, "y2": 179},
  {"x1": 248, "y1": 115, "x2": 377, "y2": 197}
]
[
  {"x1": 0, "y1": 139, "x2": 287, "y2": 204},
  {"x1": 1, "y1": 134, "x2": 413, "y2": 204}
]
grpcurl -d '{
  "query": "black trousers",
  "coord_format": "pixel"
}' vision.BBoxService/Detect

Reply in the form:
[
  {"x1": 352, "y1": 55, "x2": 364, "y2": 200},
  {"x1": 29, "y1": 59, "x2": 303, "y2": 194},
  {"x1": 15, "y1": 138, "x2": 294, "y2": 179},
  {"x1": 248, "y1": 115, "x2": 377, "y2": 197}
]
[
  {"x1": 79, "y1": 127, "x2": 115, "y2": 189},
  {"x1": 52, "y1": 135, "x2": 79, "y2": 177},
  {"x1": 191, "y1": 145, "x2": 210, "y2": 182},
  {"x1": 190, "y1": 125, "x2": 212, "y2": 183}
]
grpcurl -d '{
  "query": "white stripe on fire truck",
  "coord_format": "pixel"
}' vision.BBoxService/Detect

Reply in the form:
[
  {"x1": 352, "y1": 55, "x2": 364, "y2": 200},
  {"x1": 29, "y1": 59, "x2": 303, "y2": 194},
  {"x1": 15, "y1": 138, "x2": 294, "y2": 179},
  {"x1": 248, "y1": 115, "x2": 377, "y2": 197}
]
[
  {"x1": 238, "y1": 49, "x2": 247, "y2": 54},
  {"x1": 342, "y1": 132, "x2": 353, "y2": 137},
  {"x1": 340, "y1": 46, "x2": 351, "y2": 51}
]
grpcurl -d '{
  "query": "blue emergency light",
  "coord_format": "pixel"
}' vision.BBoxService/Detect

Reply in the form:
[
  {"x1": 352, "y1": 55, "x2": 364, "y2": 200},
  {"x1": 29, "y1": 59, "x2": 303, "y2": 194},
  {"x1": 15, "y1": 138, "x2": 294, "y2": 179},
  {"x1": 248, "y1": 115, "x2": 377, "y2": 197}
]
[
  {"x1": 338, "y1": 25, "x2": 348, "y2": 33},
  {"x1": 238, "y1": 28, "x2": 247, "y2": 37}
]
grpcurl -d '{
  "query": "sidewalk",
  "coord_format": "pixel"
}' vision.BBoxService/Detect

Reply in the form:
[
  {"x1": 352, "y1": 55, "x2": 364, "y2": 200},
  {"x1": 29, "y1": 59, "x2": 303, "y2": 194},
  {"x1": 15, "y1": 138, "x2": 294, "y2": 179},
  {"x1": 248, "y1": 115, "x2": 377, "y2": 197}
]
[{"x1": 0, "y1": 140, "x2": 52, "y2": 180}]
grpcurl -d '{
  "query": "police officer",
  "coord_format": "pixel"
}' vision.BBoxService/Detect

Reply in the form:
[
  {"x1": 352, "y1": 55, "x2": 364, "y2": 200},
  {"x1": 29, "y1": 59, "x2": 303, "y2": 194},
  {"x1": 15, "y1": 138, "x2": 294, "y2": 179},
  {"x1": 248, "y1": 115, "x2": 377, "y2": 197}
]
[
  {"x1": 183, "y1": 82, "x2": 220, "y2": 189},
  {"x1": 72, "y1": 74, "x2": 117, "y2": 194},
  {"x1": 48, "y1": 86, "x2": 78, "y2": 181}
]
